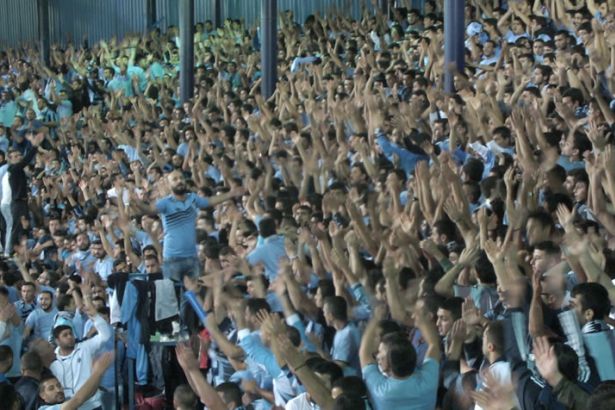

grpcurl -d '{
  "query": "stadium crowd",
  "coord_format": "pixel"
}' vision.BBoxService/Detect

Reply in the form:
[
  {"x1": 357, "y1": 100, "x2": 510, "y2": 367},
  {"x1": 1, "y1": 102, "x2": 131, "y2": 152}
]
[{"x1": 1, "y1": 0, "x2": 615, "y2": 409}]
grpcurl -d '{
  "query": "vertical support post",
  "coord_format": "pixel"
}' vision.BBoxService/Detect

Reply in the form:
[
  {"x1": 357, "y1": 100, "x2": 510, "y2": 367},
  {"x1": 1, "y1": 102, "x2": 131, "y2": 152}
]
[
  {"x1": 444, "y1": 0, "x2": 465, "y2": 93},
  {"x1": 213, "y1": 0, "x2": 222, "y2": 28},
  {"x1": 37, "y1": 0, "x2": 50, "y2": 66},
  {"x1": 261, "y1": 0, "x2": 277, "y2": 99},
  {"x1": 127, "y1": 357, "x2": 135, "y2": 410},
  {"x1": 378, "y1": 0, "x2": 389, "y2": 19},
  {"x1": 179, "y1": 0, "x2": 195, "y2": 103},
  {"x1": 145, "y1": 0, "x2": 157, "y2": 33}
]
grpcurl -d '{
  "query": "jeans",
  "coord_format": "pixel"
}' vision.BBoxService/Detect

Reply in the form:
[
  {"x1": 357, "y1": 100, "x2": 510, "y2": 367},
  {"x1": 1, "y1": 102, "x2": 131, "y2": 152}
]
[
  {"x1": 162, "y1": 256, "x2": 201, "y2": 333},
  {"x1": 162, "y1": 256, "x2": 200, "y2": 282},
  {"x1": 100, "y1": 388, "x2": 117, "y2": 410}
]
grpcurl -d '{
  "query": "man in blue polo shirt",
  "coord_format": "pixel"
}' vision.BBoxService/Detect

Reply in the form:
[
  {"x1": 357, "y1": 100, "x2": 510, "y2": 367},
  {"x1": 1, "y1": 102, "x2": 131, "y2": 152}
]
[
  {"x1": 359, "y1": 300, "x2": 440, "y2": 410},
  {"x1": 132, "y1": 170, "x2": 244, "y2": 282}
]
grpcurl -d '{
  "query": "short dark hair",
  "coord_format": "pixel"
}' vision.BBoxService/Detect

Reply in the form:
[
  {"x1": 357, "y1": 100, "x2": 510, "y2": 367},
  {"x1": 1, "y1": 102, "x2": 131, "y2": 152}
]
[
  {"x1": 571, "y1": 283, "x2": 611, "y2": 321},
  {"x1": 39, "y1": 290, "x2": 53, "y2": 299},
  {"x1": 257, "y1": 217, "x2": 277, "y2": 238},
  {"x1": 245, "y1": 298, "x2": 271, "y2": 316},
  {"x1": 0, "y1": 384, "x2": 23, "y2": 410},
  {"x1": 534, "y1": 241, "x2": 561, "y2": 256},
  {"x1": 381, "y1": 332, "x2": 417, "y2": 377},
  {"x1": 52, "y1": 325, "x2": 73, "y2": 340},
  {"x1": 377, "y1": 320, "x2": 402, "y2": 340},
  {"x1": 484, "y1": 321, "x2": 505, "y2": 354},
  {"x1": 333, "y1": 394, "x2": 366, "y2": 410},
  {"x1": 439, "y1": 297, "x2": 463, "y2": 320},
  {"x1": 311, "y1": 360, "x2": 344, "y2": 388},
  {"x1": 527, "y1": 211, "x2": 555, "y2": 232},
  {"x1": 432, "y1": 219, "x2": 457, "y2": 243},
  {"x1": 324, "y1": 296, "x2": 348, "y2": 322},
  {"x1": 492, "y1": 126, "x2": 512, "y2": 143},
  {"x1": 553, "y1": 342, "x2": 578, "y2": 382},
  {"x1": 173, "y1": 384, "x2": 197, "y2": 409},
  {"x1": 215, "y1": 382, "x2": 242, "y2": 407},
  {"x1": 332, "y1": 375, "x2": 368, "y2": 398},
  {"x1": 21, "y1": 351, "x2": 43, "y2": 374}
]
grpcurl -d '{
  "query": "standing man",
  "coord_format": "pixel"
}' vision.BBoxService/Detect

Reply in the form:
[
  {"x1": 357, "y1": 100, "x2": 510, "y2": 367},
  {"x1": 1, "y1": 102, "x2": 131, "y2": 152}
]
[
  {"x1": 23, "y1": 290, "x2": 57, "y2": 342},
  {"x1": 1, "y1": 132, "x2": 44, "y2": 256},
  {"x1": 132, "y1": 170, "x2": 244, "y2": 283},
  {"x1": 15, "y1": 282, "x2": 37, "y2": 322}
]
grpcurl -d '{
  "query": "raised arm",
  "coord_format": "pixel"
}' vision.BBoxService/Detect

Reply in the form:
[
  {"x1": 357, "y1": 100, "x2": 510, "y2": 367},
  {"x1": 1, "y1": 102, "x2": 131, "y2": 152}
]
[
  {"x1": 62, "y1": 352, "x2": 114, "y2": 410},
  {"x1": 175, "y1": 343, "x2": 227, "y2": 410}
]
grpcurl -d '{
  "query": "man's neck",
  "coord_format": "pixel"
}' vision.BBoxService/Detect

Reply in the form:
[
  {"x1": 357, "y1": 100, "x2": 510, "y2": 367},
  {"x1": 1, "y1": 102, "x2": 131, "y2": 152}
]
[
  {"x1": 59, "y1": 347, "x2": 75, "y2": 356},
  {"x1": 487, "y1": 352, "x2": 501, "y2": 365},
  {"x1": 333, "y1": 320, "x2": 348, "y2": 331},
  {"x1": 22, "y1": 370, "x2": 41, "y2": 380}
]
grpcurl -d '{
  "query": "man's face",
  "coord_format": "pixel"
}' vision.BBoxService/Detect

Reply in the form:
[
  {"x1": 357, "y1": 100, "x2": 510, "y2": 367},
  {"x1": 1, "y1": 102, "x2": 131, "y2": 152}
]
[
  {"x1": 39, "y1": 293, "x2": 52, "y2": 311},
  {"x1": 40, "y1": 377, "x2": 65, "y2": 404},
  {"x1": 533, "y1": 41, "x2": 544, "y2": 56},
  {"x1": 8, "y1": 151, "x2": 22, "y2": 165},
  {"x1": 350, "y1": 166, "x2": 365, "y2": 184},
  {"x1": 511, "y1": 20, "x2": 524, "y2": 34},
  {"x1": 76, "y1": 234, "x2": 89, "y2": 251},
  {"x1": 91, "y1": 243, "x2": 105, "y2": 259},
  {"x1": 483, "y1": 42, "x2": 494, "y2": 57},
  {"x1": 569, "y1": 294, "x2": 591, "y2": 325},
  {"x1": 168, "y1": 171, "x2": 187, "y2": 195},
  {"x1": 376, "y1": 342, "x2": 391, "y2": 374},
  {"x1": 21, "y1": 285, "x2": 35, "y2": 303},
  {"x1": 564, "y1": 176, "x2": 576, "y2": 194},
  {"x1": 554, "y1": 34, "x2": 568, "y2": 50},
  {"x1": 431, "y1": 226, "x2": 446, "y2": 246},
  {"x1": 533, "y1": 67, "x2": 545, "y2": 85},
  {"x1": 436, "y1": 308, "x2": 454, "y2": 336},
  {"x1": 573, "y1": 181, "x2": 588, "y2": 203},
  {"x1": 144, "y1": 258, "x2": 160, "y2": 274},
  {"x1": 322, "y1": 302, "x2": 333, "y2": 327},
  {"x1": 55, "y1": 328, "x2": 76, "y2": 350},
  {"x1": 526, "y1": 218, "x2": 550, "y2": 247},
  {"x1": 531, "y1": 249, "x2": 561, "y2": 276}
]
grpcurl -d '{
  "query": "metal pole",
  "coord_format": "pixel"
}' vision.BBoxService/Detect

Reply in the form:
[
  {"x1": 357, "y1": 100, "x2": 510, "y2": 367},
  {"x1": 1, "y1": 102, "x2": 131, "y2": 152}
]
[
  {"x1": 145, "y1": 0, "x2": 157, "y2": 33},
  {"x1": 128, "y1": 357, "x2": 135, "y2": 410},
  {"x1": 261, "y1": 0, "x2": 277, "y2": 99},
  {"x1": 444, "y1": 0, "x2": 465, "y2": 93},
  {"x1": 179, "y1": 0, "x2": 195, "y2": 103},
  {"x1": 213, "y1": 0, "x2": 222, "y2": 29},
  {"x1": 378, "y1": 0, "x2": 389, "y2": 18},
  {"x1": 37, "y1": 0, "x2": 50, "y2": 66}
]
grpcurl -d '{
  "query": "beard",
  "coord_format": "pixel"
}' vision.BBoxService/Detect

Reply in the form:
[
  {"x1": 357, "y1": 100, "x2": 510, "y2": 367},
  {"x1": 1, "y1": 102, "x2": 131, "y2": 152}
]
[{"x1": 172, "y1": 185, "x2": 188, "y2": 195}]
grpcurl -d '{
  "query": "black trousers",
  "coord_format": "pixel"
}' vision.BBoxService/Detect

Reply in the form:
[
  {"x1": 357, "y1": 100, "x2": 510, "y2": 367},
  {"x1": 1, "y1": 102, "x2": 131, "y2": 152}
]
[{"x1": 9, "y1": 199, "x2": 29, "y2": 252}]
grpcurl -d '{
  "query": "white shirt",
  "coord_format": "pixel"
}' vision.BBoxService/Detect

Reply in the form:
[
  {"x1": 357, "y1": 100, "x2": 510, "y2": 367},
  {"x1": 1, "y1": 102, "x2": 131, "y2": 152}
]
[
  {"x1": 50, "y1": 315, "x2": 112, "y2": 410},
  {"x1": 285, "y1": 392, "x2": 320, "y2": 410},
  {"x1": 0, "y1": 163, "x2": 10, "y2": 205}
]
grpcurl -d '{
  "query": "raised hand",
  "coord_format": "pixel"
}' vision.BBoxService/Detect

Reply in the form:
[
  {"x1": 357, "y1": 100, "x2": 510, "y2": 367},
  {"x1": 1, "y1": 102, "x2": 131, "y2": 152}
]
[
  {"x1": 555, "y1": 204, "x2": 575, "y2": 232},
  {"x1": 175, "y1": 342, "x2": 199, "y2": 372},
  {"x1": 457, "y1": 243, "x2": 480, "y2": 268},
  {"x1": 461, "y1": 297, "x2": 482, "y2": 327},
  {"x1": 533, "y1": 336, "x2": 563, "y2": 387},
  {"x1": 470, "y1": 369, "x2": 516, "y2": 410}
]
